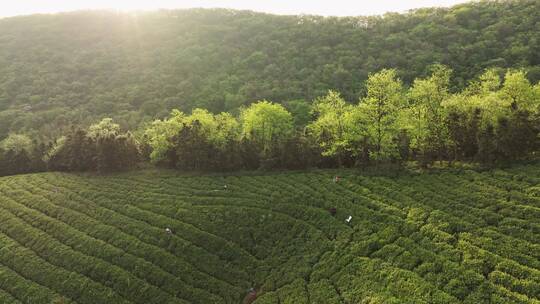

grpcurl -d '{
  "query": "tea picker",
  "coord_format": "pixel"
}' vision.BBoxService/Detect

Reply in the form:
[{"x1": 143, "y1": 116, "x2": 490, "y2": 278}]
[
  {"x1": 212, "y1": 184, "x2": 228, "y2": 192},
  {"x1": 165, "y1": 227, "x2": 173, "y2": 234},
  {"x1": 345, "y1": 215, "x2": 352, "y2": 224},
  {"x1": 242, "y1": 287, "x2": 258, "y2": 304},
  {"x1": 328, "y1": 207, "x2": 337, "y2": 216}
]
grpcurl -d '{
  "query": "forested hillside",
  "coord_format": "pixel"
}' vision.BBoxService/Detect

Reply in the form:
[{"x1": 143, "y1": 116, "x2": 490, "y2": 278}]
[
  {"x1": 0, "y1": 0, "x2": 539, "y2": 139},
  {"x1": 0, "y1": 164, "x2": 539, "y2": 303}
]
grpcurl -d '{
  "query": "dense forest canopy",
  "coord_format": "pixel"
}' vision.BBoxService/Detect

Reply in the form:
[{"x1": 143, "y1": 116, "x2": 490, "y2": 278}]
[{"x1": 0, "y1": 0, "x2": 539, "y2": 140}]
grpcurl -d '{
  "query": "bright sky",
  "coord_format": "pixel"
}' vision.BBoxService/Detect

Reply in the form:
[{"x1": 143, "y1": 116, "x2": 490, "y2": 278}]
[{"x1": 0, "y1": 0, "x2": 472, "y2": 18}]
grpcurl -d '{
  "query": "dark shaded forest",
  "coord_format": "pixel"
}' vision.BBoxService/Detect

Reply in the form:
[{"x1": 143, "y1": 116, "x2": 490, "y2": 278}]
[{"x1": 0, "y1": 0, "x2": 539, "y2": 140}]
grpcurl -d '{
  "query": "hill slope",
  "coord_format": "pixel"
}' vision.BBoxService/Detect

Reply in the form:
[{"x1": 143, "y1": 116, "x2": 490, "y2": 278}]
[
  {"x1": 0, "y1": 164, "x2": 539, "y2": 303},
  {"x1": 0, "y1": 0, "x2": 539, "y2": 138}
]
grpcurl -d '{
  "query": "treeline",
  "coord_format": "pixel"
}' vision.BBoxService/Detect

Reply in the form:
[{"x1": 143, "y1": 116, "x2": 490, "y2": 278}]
[
  {"x1": 1, "y1": 66, "x2": 538, "y2": 176},
  {"x1": 0, "y1": 119, "x2": 139, "y2": 175},
  {"x1": 0, "y1": 0, "x2": 539, "y2": 139}
]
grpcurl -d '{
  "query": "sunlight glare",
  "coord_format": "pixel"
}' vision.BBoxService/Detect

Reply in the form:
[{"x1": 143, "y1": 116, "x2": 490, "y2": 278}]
[
  {"x1": 103, "y1": 1, "x2": 164, "y2": 12},
  {"x1": 1, "y1": 0, "x2": 473, "y2": 18}
]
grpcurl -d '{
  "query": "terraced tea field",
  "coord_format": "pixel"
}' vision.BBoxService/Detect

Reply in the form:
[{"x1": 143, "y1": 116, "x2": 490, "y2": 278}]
[{"x1": 0, "y1": 164, "x2": 539, "y2": 303}]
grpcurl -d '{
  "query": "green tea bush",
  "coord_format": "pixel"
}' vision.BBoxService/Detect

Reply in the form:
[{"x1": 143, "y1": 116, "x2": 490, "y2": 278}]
[{"x1": 0, "y1": 163, "x2": 539, "y2": 303}]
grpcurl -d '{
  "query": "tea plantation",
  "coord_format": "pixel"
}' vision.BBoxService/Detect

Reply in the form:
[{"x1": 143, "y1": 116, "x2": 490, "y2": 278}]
[{"x1": 0, "y1": 164, "x2": 539, "y2": 303}]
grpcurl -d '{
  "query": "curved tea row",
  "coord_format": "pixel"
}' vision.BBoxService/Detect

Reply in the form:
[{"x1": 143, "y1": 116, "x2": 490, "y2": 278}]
[{"x1": 0, "y1": 164, "x2": 538, "y2": 303}]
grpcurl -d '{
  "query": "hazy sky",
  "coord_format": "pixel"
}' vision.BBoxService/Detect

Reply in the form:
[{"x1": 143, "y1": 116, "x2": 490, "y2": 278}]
[{"x1": 1, "y1": 1, "x2": 472, "y2": 18}]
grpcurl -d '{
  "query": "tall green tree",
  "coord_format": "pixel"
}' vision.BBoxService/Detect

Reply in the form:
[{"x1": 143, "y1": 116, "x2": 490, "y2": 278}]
[
  {"x1": 144, "y1": 108, "x2": 241, "y2": 170},
  {"x1": 308, "y1": 90, "x2": 367, "y2": 166},
  {"x1": 240, "y1": 101, "x2": 293, "y2": 157},
  {"x1": 0, "y1": 134, "x2": 33, "y2": 154},
  {"x1": 494, "y1": 70, "x2": 539, "y2": 161},
  {"x1": 47, "y1": 127, "x2": 96, "y2": 172},
  {"x1": 89, "y1": 118, "x2": 140, "y2": 172},
  {"x1": 144, "y1": 110, "x2": 186, "y2": 164},
  {"x1": 501, "y1": 70, "x2": 536, "y2": 112},
  {"x1": 360, "y1": 69, "x2": 405, "y2": 162},
  {"x1": 47, "y1": 119, "x2": 140, "y2": 172},
  {"x1": 169, "y1": 120, "x2": 216, "y2": 171},
  {"x1": 408, "y1": 65, "x2": 452, "y2": 165}
]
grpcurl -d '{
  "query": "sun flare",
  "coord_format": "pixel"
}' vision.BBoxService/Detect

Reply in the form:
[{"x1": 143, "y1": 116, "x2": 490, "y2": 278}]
[
  {"x1": 1, "y1": 0, "x2": 473, "y2": 18},
  {"x1": 101, "y1": 1, "x2": 163, "y2": 12}
]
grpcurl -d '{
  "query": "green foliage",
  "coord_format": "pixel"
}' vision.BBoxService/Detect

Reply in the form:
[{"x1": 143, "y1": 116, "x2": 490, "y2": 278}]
[
  {"x1": 0, "y1": 1, "x2": 538, "y2": 138},
  {"x1": 0, "y1": 134, "x2": 33, "y2": 153},
  {"x1": 501, "y1": 70, "x2": 536, "y2": 111},
  {"x1": 2, "y1": 66, "x2": 537, "y2": 175},
  {"x1": 308, "y1": 91, "x2": 366, "y2": 164},
  {"x1": 444, "y1": 68, "x2": 539, "y2": 163},
  {"x1": 240, "y1": 101, "x2": 293, "y2": 155},
  {"x1": 0, "y1": 134, "x2": 47, "y2": 176},
  {"x1": 144, "y1": 110, "x2": 186, "y2": 163},
  {"x1": 87, "y1": 118, "x2": 121, "y2": 139},
  {"x1": 47, "y1": 119, "x2": 140, "y2": 172},
  {"x1": 283, "y1": 100, "x2": 312, "y2": 128},
  {"x1": 360, "y1": 69, "x2": 406, "y2": 162},
  {"x1": 408, "y1": 65, "x2": 452, "y2": 165},
  {"x1": 143, "y1": 108, "x2": 243, "y2": 170}
]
